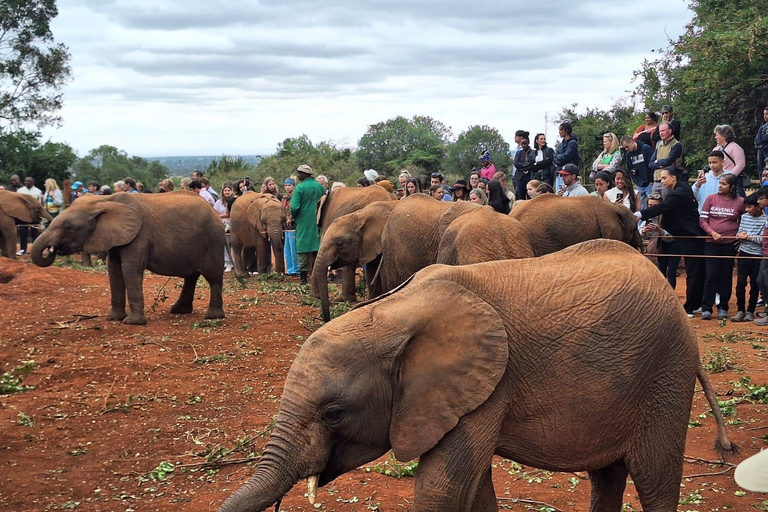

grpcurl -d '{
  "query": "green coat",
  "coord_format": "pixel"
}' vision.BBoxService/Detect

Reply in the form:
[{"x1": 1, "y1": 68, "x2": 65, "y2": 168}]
[{"x1": 290, "y1": 177, "x2": 326, "y2": 253}]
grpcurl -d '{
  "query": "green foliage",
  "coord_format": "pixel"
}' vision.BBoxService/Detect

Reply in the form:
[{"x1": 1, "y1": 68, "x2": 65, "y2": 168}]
[
  {"x1": 356, "y1": 115, "x2": 452, "y2": 181},
  {"x1": 139, "y1": 461, "x2": 175, "y2": 483},
  {"x1": 0, "y1": 360, "x2": 35, "y2": 395},
  {"x1": 0, "y1": 129, "x2": 76, "y2": 185},
  {"x1": 555, "y1": 101, "x2": 642, "y2": 178},
  {"x1": 254, "y1": 135, "x2": 358, "y2": 188},
  {"x1": 17, "y1": 412, "x2": 33, "y2": 426},
  {"x1": 444, "y1": 125, "x2": 512, "y2": 180},
  {"x1": 365, "y1": 451, "x2": 418, "y2": 478},
  {"x1": 703, "y1": 347, "x2": 735, "y2": 373},
  {"x1": 632, "y1": 0, "x2": 768, "y2": 173},
  {"x1": 205, "y1": 155, "x2": 255, "y2": 188},
  {"x1": 71, "y1": 145, "x2": 169, "y2": 190},
  {"x1": 0, "y1": 0, "x2": 72, "y2": 128}
]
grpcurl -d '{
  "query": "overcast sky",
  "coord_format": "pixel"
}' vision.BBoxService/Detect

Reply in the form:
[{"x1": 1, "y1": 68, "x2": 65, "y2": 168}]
[{"x1": 41, "y1": 0, "x2": 693, "y2": 157}]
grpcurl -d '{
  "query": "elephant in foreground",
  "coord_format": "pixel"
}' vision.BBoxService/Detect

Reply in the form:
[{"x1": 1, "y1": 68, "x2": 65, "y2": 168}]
[
  {"x1": 436, "y1": 206, "x2": 535, "y2": 265},
  {"x1": 377, "y1": 194, "x2": 478, "y2": 293},
  {"x1": 313, "y1": 200, "x2": 397, "y2": 322},
  {"x1": 0, "y1": 190, "x2": 53, "y2": 258},
  {"x1": 218, "y1": 240, "x2": 736, "y2": 512},
  {"x1": 31, "y1": 192, "x2": 225, "y2": 325},
  {"x1": 230, "y1": 192, "x2": 286, "y2": 277},
  {"x1": 510, "y1": 194, "x2": 643, "y2": 255},
  {"x1": 312, "y1": 186, "x2": 396, "y2": 301}
]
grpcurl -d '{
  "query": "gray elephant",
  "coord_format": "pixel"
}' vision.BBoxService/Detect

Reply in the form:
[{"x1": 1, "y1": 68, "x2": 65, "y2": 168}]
[
  {"x1": 31, "y1": 192, "x2": 225, "y2": 325},
  {"x1": 510, "y1": 194, "x2": 643, "y2": 255},
  {"x1": 218, "y1": 239, "x2": 736, "y2": 512},
  {"x1": 312, "y1": 186, "x2": 397, "y2": 301},
  {"x1": 0, "y1": 190, "x2": 53, "y2": 258},
  {"x1": 436, "y1": 206, "x2": 535, "y2": 265},
  {"x1": 230, "y1": 192, "x2": 286, "y2": 277},
  {"x1": 313, "y1": 200, "x2": 397, "y2": 322}
]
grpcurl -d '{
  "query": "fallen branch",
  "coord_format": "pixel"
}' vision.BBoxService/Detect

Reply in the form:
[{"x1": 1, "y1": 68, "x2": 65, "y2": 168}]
[
  {"x1": 102, "y1": 376, "x2": 119, "y2": 412},
  {"x1": 683, "y1": 466, "x2": 734, "y2": 479},
  {"x1": 684, "y1": 456, "x2": 736, "y2": 467},
  {"x1": 496, "y1": 497, "x2": 564, "y2": 511},
  {"x1": 150, "y1": 278, "x2": 172, "y2": 312},
  {"x1": 176, "y1": 456, "x2": 261, "y2": 470}
]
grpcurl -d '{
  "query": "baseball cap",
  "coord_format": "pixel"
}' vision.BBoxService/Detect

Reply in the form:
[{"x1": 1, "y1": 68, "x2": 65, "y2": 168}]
[
  {"x1": 71, "y1": 181, "x2": 83, "y2": 189},
  {"x1": 557, "y1": 164, "x2": 579, "y2": 175}
]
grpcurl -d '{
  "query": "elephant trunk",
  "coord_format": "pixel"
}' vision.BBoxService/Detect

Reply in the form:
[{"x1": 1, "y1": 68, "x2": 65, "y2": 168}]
[
  {"x1": 40, "y1": 210, "x2": 54, "y2": 222},
  {"x1": 30, "y1": 235, "x2": 56, "y2": 267},
  {"x1": 315, "y1": 254, "x2": 333, "y2": 322},
  {"x1": 269, "y1": 226, "x2": 285, "y2": 274}
]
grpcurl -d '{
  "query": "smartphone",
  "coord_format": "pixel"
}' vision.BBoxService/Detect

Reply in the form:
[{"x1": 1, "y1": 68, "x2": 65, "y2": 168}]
[{"x1": 616, "y1": 192, "x2": 624, "y2": 200}]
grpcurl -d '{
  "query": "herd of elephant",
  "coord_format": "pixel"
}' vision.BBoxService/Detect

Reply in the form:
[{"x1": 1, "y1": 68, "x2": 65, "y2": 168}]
[{"x1": 0, "y1": 188, "x2": 740, "y2": 511}]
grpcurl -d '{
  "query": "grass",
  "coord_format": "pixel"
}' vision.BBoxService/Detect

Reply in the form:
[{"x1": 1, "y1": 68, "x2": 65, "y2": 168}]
[{"x1": 52, "y1": 255, "x2": 107, "y2": 272}]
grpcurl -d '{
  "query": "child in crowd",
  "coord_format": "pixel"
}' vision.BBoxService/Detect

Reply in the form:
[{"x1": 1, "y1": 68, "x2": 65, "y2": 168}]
[
  {"x1": 755, "y1": 187, "x2": 768, "y2": 326},
  {"x1": 732, "y1": 193, "x2": 767, "y2": 322}
]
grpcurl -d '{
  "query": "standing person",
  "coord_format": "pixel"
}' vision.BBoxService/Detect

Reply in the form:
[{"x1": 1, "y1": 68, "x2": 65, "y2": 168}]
[
  {"x1": 648, "y1": 122, "x2": 683, "y2": 193},
  {"x1": 513, "y1": 137, "x2": 534, "y2": 200},
  {"x1": 468, "y1": 169, "x2": 480, "y2": 191},
  {"x1": 640, "y1": 192, "x2": 675, "y2": 285},
  {"x1": 41, "y1": 179, "x2": 64, "y2": 220},
  {"x1": 699, "y1": 173, "x2": 746, "y2": 320},
  {"x1": 620, "y1": 136, "x2": 654, "y2": 208},
  {"x1": 492, "y1": 172, "x2": 516, "y2": 203},
  {"x1": 404, "y1": 178, "x2": 421, "y2": 197},
  {"x1": 398, "y1": 170, "x2": 411, "y2": 191},
  {"x1": 755, "y1": 106, "x2": 768, "y2": 173},
  {"x1": 590, "y1": 133, "x2": 621, "y2": 181},
  {"x1": 635, "y1": 167, "x2": 705, "y2": 317},
  {"x1": 479, "y1": 150, "x2": 497, "y2": 180},
  {"x1": 189, "y1": 180, "x2": 215, "y2": 206},
  {"x1": 290, "y1": 164, "x2": 326, "y2": 286},
  {"x1": 753, "y1": 187, "x2": 768, "y2": 326},
  {"x1": 732, "y1": 193, "x2": 766, "y2": 322},
  {"x1": 605, "y1": 169, "x2": 640, "y2": 212},
  {"x1": 261, "y1": 177, "x2": 280, "y2": 198},
  {"x1": 486, "y1": 180, "x2": 510, "y2": 214},
  {"x1": 451, "y1": 180, "x2": 469, "y2": 201},
  {"x1": 70, "y1": 181, "x2": 85, "y2": 202},
  {"x1": 531, "y1": 133, "x2": 555, "y2": 186},
  {"x1": 653, "y1": 105, "x2": 681, "y2": 144},
  {"x1": 282, "y1": 178, "x2": 300, "y2": 276},
  {"x1": 7, "y1": 175, "x2": 21, "y2": 192},
  {"x1": 713, "y1": 124, "x2": 747, "y2": 195},
  {"x1": 553, "y1": 122, "x2": 579, "y2": 192},
  {"x1": 692, "y1": 150, "x2": 729, "y2": 212},
  {"x1": 468, "y1": 188, "x2": 488, "y2": 205},
  {"x1": 556, "y1": 164, "x2": 588, "y2": 197},
  {"x1": 16, "y1": 177, "x2": 42, "y2": 255},
  {"x1": 214, "y1": 184, "x2": 235, "y2": 272},
  {"x1": 591, "y1": 171, "x2": 613, "y2": 199},
  {"x1": 632, "y1": 111, "x2": 659, "y2": 149},
  {"x1": 87, "y1": 181, "x2": 100, "y2": 195}
]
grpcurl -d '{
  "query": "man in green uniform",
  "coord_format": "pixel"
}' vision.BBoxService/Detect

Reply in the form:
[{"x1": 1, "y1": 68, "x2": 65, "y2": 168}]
[{"x1": 290, "y1": 164, "x2": 326, "y2": 285}]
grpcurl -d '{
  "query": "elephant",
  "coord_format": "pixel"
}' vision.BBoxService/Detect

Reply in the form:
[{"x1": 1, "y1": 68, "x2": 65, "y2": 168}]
[
  {"x1": 313, "y1": 200, "x2": 397, "y2": 322},
  {"x1": 230, "y1": 192, "x2": 286, "y2": 277},
  {"x1": 217, "y1": 239, "x2": 737, "y2": 512},
  {"x1": 436, "y1": 206, "x2": 535, "y2": 265},
  {"x1": 311, "y1": 185, "x2": 397, "y2": 301},
  {"x1": 377, "y1": 194, "x2": 479, "y2": 293},
  {"x1": 510, "y1": 194, "x2": 643, "y2": 255},
  {"x1": 0, "y1": 190, "x2": 53, "y2": 258},
  {"x1": 31, "y1": 192, "x2": 225, "y2": 325}
]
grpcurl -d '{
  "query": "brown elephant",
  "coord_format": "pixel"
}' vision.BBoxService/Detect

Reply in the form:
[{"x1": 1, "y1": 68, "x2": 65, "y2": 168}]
[
  {"x1": 311, "y1": 186, "x2": 396, "y2": 301},
  {"x1": 377, "y1": 194, "x2": 478, "y2": 293},
  {"x1": 31, "y1": 192, "x2": 225, "y2": 325},
  {"x1": 217, "y1": 239, "x2": 736, "y2": 512},
  {"x1": 510, "y1": 194, "x2": 643, "y2": 255},
  {"x1": 0, "y1": 190, "x2": 53, "y2": 258},
  {"x1": 313, "y1": 201, "x2": 397, "y2": 322},
  {"x1": 230, "y1": 192, "x2": 286, "y2": 277},
  {"x1": 436, "y1": 206, "x2": 535, "y2": 265}
]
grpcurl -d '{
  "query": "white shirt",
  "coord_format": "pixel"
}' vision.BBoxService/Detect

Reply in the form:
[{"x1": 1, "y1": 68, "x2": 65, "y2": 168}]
[{"x1": 18, "y1": 185, "x2": 42, "y2": 200}]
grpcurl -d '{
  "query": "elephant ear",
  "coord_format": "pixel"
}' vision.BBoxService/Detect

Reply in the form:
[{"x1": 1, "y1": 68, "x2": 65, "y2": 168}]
[
  {"x1": 0, "y1": 192, "x2": 36, "y2": 223},
  {"x1": 594, "y1": 201, "x2": 626, "y2": 242},
  {"x1": 84, "y1": 201, "x2": 142, "y2": 254},
  {"x1": 387, "y1": 279, "x2": 509, "y2": 462},
  {"x1": 246, "y1": 198, "x2": 267, "y2": 235},
  {"x1": 316, "y1": 192, "x2": 329, "y2": 227},
  {"x1": 358, "y1": 205, "x2": 393, "y2": 264}
]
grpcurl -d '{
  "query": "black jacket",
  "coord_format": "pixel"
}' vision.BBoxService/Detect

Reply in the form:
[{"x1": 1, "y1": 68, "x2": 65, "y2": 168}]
[
  {"x1": 553, "y1": 135, "x2": 580, "y2": 167},
  {"x1": 532, "y1": 146, "x2": 555, "y2": 180},
  {"x1": 514, "y1": 148, "x2": 535, "y2": 173},
  {"x1": 639, "y1": 182, "x2": 703, "y2": 238}
]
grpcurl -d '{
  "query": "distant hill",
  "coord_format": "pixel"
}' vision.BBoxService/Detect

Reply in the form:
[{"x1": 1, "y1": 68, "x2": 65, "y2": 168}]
[{"x1": 145, "y1": 155, "x2": 264, "y2": 176}]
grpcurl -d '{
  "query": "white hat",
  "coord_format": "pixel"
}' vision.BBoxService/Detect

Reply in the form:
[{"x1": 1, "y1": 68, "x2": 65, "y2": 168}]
[
  {"x1": 736, "y1": 449, "x2": 768, "y2": 492},
  {"x1": 364, "y1": 169, "x2": 379, "y2": 181},
  {"x1": 296, "y1": 164, "x2": 313, "y2": 175}
]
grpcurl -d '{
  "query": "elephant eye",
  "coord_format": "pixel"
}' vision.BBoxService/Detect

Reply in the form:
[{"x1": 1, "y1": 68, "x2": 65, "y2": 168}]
[
  {"x1": 322, "y1": 407, "x2": 344, "y2": 424},
  {"x1": 334, "y1": 240, "x2": 344, "y2": 247}
]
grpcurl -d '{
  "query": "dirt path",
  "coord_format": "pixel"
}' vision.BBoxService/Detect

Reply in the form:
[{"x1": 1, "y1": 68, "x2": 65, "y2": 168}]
[{"x1": 1, "y1": 257, "x2": 767, "y2": 511}]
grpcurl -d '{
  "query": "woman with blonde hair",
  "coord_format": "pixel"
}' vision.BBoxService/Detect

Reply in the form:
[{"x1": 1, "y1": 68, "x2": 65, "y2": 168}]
[
  {"x1": 591, "y1": 133, "x2": 621, "y2": 181},
  {"x1": 468, "y1": 188, "x2": 489, "y2": 206},
  {"x1": 261, "y1": 176, "x2": 279, "y2": 197},
  {"x1": 42, "y1": 178, "x2": 64, "y2": 218},
  {"x1": 159, "y1": 178, "x2": 174, "y2": 192}
]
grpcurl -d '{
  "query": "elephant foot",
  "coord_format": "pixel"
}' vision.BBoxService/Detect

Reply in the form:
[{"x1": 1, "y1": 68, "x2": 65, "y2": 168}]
[
  {"x1": 170, "y1": 303, "x2": 194, "y2": 315},
  {"x1": 204, "y1": 307, "x2": 226, "y2": 320},
  {"x1": 107, "y1": 309, "x2": 127, "y2": 321},
  {"x1": 123, "y1": 313, "x2": 147, "y2": 325}
]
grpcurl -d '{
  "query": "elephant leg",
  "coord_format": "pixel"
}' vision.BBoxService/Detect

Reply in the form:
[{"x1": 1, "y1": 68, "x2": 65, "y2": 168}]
[
  {"x1": 231, "y1": 241, "x2": 247, "y2": 278},
  {"x1": 106, "y1": 254, "x2": 127, "y2": 321},
  {"x1": 339, "y1": 264, "x2": 356, "y2": 302},
  {"x1": 171, "y1": 274, "x2": 199, "y2": 315},
  {"x1": 587, "y1": 461, "x2": 628, "y2": 512},
  {"x1": 468, "y1": 467, "x2": 497, "y2": 512},
  {"x1": 624, "y1": 431, "x2": 687, "y2": 511},
  {"x1": 122, "y1": 258, "x2": 147, "y2": 325},
  {"x1": 203, "y1": 271, "x2": 225, "y2": 320},
  {"x1": 256, "y1": 236, "x2": 271, "y2": 275},
  {"x1": 80, "y1": 252, "x2": 92, "y2": 267},
  {"x1": 365, "y1": 255, "x2": 382, "y2": 299}
]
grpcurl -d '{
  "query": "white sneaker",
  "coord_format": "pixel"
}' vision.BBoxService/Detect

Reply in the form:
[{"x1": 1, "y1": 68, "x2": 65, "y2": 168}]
[
  {"x1": 224, "y1": 265, "x2": 233, "y2": 272},
  {"x1": 16, "y1": 249, "x2": 25, "y2": 255}
]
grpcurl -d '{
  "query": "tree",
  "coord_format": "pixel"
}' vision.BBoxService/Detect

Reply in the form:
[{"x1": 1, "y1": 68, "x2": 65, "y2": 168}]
[
  {"x1": 356, "y1": 115, "x2": 453, "y2": 179},
  {"x1": 71, "y1": 145, "x2": 168, "y2": 189},
  {"x1": 555, "y1": 101, "x2": 641, "y2": 176},
  {"x1": 253, "y1": 135, "x2": 357, "y2": 187},
  {"x1": 0, "y1": 0, "x2": 72, "y2": 128},
  {"x1": 0, "y1": 128, "x2": 75, "y2": 184},
  {"x1": 444, "y1": 125, "x2": 512, "y2": 179},
  {"x1": 633, "y1": 0, "x2": 768, "y2": 173}
]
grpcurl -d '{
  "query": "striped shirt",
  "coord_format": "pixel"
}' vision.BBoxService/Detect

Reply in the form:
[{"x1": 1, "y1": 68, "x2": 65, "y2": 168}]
[{"x1": 737, "y1": 212, "x2": 767, "y2": 255}]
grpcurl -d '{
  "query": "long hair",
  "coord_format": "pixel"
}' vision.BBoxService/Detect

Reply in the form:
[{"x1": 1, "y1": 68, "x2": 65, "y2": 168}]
[
  {"x1": 533, "y1": 133, "x2": 547, "y2": 150},
  {"x1": 44, "y1": 178, "x2": 59, "y2": 192},
  {"x1": 405, "y1": 177, "x2": 421, "y2": 196},
  {"x1": 612, "y1": 169, "x2": 638, "y2": 212},
  {"x1": 487, "y1": 179, "x2": 510, "y2": 214},
  {"x1": 720, "y1": 173, "x2": 739, "y2": 199},
  {"x1": 469, "y1": 188, "x2": 488, "y2": 205}
]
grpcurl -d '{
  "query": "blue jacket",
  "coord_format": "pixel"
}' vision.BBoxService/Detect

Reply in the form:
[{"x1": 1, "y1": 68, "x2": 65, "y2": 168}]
[
  {"x1": 625, "y1": 141, "x2": 654, "y2": 187},
  {"x1": 553, "y1": 135, "x2": 579, "y2": 168}
]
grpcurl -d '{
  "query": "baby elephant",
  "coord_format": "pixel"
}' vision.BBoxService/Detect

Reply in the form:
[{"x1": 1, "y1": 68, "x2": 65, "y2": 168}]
[
  {"x1": 219, "y1": 239, "x2": 736, "y2": 512},
  {"x1": 31, "y1": 192, "x2": 225, "y2": 325}
]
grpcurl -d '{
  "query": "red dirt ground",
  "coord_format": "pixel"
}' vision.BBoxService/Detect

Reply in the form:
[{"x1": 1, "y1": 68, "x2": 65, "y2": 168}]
[{"x1": 1, "y1": 256, "x2": 767, "y2": 512}]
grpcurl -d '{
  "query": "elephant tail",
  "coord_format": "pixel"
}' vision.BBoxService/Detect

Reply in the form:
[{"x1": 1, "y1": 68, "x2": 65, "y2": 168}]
[{"x1": 697, "y1": 363, "x2": 739, "y2": 460}]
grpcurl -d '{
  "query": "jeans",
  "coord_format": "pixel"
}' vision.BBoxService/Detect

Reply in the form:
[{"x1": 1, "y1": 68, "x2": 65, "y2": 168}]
[
  {"x1": 18, "y1": 225, "x2": 38, "y2": 252},
  {"x1": 702, "y1": 242, "x2": 737, "y2": 313},
  {"x1": 736, "y1": 251, "x2": 761, "y2": 313},
  {"x1": 637, "y1": 183, "x2": 654, "y2": 209}
]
